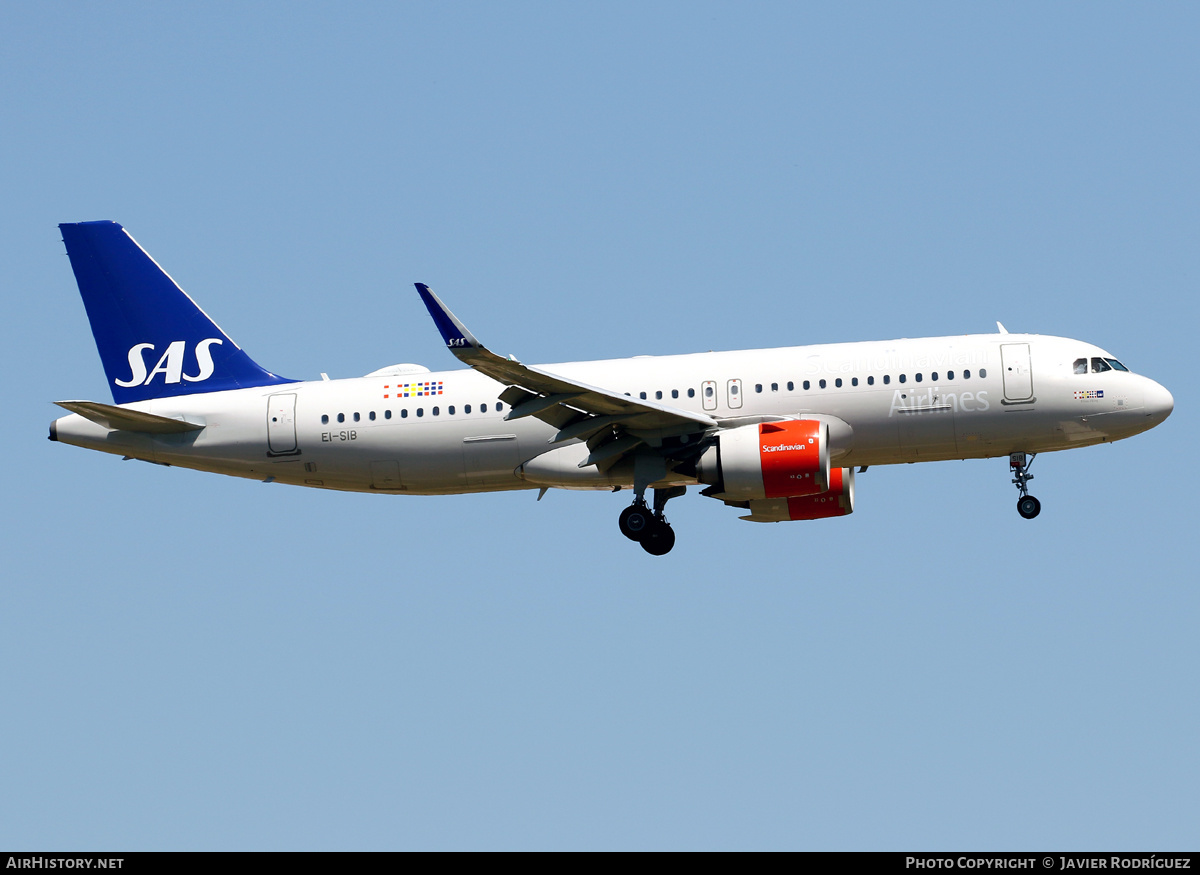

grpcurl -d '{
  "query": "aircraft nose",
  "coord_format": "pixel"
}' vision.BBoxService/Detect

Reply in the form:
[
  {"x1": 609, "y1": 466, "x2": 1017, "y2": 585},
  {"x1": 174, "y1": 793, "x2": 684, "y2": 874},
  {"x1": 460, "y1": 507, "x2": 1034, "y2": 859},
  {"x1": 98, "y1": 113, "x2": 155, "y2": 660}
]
[{"x1": 1143, "y1": 379, "x2": 1174, "y2": 425}]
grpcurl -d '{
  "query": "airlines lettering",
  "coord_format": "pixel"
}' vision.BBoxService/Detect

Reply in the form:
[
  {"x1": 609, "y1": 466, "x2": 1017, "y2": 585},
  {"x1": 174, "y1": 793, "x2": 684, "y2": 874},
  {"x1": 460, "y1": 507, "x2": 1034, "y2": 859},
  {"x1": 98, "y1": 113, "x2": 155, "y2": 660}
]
[
  {"x1": 115, "y1": 339, "x2": 223, "y2": 388},
  {"x1": 889, "y1": 388, "x2": 990, "y2": 416}
]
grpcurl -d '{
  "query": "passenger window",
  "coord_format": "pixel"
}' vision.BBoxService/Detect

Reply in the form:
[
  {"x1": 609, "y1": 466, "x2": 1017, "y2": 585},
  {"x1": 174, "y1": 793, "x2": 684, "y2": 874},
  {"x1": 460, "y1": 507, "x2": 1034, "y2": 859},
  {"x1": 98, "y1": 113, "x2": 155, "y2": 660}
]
[
  {"x1": 464, "y1": 404, "x2": 471, "y2": 414},
  {"x1": 671, "y1": 389, "x2": 679, "y2": 399},
  {"x1": 417, "y1": 408, "x2": 424, "y2": 417},
  {"x1": 931, "y1": 372, "x2": 938, "y2": 381},
  {"x1": 771, "y1": 382, "x2": 778, "y2": 392},
  {"x1": 979, "y1": 368, "x2": 987, "y2": 378},
  {"x1": 448, "y1": 406, "x2": 455, "y2": 415},
  {"x1": 481, "y1": 403, "x2": 488, "y2": 412},
  {"x1": 705, "y1": 386, "x2": 714, "y2": 398},
  {"x1": 401, "y1": 409, "x2": 408, "y2": 419},
  {"x1": 496, "y1": 403, "x2": 503, "y2": 412},
  {"x1": 899, "y1": 374, "x2": 907, "y2": 384},
  {"x1": 337, "y1": 413, "x2": 345, "y2": 423},
  {"x1": 1073, "y1": 358, "x2": 1088, "y2": 375},
  {"x1": 385, "y1": 410, "x2": 392, "y2": 420},
  {"x1": 688, "y1": 388, "x2": 695, "y2": 398},
  {"x1": 369, "y1": 411, "x2": 376, "y2": 421},
  {"x1": 915, "y1": 374, "x2": 922, "y2": 383},
  {"x1": 803, "y1": 380, "x2": 811, "y2": 390},
  {"x1": 819, "y1": 379, "x2": 826, "y2": 389},
  {"x1": 353, "y1": 412, "x2": 360, "y2": 422},
  {"x1": 852, "y1": 377, "x2": 858, "y2": 387},
  {"x1": 321, "y1": 414, "x2": 329, "y2": 425},
  {"x1": 947, "y1": 371, "x2": 955, "y2": 380},
  {"x1": 432, "y1": 407, "x2": 439, "y2": 416},
  {"x1": 731, "y1": 384, "x2": 739, "y2": 396},
  {"x1": 1092, "y1": 358, "x2": 1111, "y2": 373},
  {"x1": 883, "y1": 375, "x2": 891, "y2": 385},
  {"x1": 755, "y1": 384, "x2": 763, "y2": 393},
  {"x1": 867, "y1": 376, "x2": 874, "y2": 386},
  {"x1": 963, "y1": 370, "x2": 971, "y2": 379},
  {"x1": 835, "y1": 378, "x2": 842, "y2": 388},
  {"x1": 656, "y1": 391, "x2": 663, "y2": 400},
  {"x1": 640, "y1": 392, "x2": 647, "y2": 399}
]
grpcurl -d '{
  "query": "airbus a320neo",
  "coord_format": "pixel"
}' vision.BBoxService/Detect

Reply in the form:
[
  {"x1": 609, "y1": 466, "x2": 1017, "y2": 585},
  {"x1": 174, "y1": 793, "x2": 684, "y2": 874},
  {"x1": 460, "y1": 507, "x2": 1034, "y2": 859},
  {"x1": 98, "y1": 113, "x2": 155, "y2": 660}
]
[{"x1": 50, "y1": 222, "x2": 1174, "y2": 555}]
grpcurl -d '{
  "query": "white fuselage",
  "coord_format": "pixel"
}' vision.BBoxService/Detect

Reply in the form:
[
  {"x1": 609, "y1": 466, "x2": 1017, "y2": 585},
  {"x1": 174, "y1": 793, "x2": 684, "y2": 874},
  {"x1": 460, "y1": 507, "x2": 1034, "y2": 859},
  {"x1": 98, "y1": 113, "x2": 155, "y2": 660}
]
[{"x1": 53, "y1": 333, "x2": 1172, "y2": 495}]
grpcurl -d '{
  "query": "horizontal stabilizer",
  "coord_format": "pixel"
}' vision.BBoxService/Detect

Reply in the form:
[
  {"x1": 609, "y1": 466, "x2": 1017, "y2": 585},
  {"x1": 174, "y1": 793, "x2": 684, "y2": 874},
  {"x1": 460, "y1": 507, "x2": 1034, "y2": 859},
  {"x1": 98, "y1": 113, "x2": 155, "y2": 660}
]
[{"x1": 54, "y1": 401, "x2": 205, "y2": 434}]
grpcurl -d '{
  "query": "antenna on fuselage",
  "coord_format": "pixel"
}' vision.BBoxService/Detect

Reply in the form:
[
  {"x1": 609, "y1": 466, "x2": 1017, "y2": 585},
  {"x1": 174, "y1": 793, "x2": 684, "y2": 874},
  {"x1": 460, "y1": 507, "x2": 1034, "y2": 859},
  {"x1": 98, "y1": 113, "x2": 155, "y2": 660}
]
[{"x1": 996, "y1": 321, "x2": 1009, "y2": 334}]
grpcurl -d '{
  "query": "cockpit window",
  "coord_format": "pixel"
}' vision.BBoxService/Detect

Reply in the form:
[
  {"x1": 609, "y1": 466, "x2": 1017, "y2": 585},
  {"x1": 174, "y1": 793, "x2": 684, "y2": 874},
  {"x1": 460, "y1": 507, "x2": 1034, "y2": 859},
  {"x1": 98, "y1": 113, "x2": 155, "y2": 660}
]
[
  {"x1": 1091, "y1": 357, "x2": 1112, "y2": 373},
  {"x1": 1105, "y1": 358, "x2": 1129, "y2": 372},
  {"x1": 1073, "y1": 358, "x2": 1088, "y2": 375}
]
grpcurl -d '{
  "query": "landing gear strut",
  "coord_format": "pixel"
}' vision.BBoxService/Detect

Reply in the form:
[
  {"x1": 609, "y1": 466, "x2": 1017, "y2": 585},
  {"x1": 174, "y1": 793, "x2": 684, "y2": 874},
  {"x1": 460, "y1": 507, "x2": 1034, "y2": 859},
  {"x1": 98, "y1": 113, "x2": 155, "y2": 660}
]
[
  {"x1": 1010, "y1": 452, "x2": 1041, "y2": 519},
  {"x1": 618, "y1": 485, "x2": 685, "y2": 555}
]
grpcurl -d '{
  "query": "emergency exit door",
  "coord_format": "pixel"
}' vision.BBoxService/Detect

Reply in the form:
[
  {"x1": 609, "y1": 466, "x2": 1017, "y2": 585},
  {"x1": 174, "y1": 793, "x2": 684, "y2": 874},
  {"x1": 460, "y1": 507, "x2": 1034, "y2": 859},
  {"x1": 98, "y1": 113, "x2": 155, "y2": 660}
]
[{"x1": 727, "y1": 378, "x2": 743, "y2": 409}]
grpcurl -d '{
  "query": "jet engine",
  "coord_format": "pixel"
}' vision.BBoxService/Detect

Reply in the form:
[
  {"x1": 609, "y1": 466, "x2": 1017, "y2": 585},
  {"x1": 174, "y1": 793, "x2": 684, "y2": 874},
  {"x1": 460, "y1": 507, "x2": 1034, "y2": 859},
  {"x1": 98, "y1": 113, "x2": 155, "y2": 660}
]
[
  {"x1": 697, "y1": 420, "x2": 831, "y2": 500},
  {"x1": 739, "y1": 466, "x2": 855, "y2": 522}
]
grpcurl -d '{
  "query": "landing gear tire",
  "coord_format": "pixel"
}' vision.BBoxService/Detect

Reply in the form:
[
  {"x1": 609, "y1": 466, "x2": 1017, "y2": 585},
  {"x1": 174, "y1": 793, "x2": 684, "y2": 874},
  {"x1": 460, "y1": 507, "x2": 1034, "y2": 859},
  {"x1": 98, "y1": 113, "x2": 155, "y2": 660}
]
[
  {"x1": 618, "y1": 502, "x2": 653, "y2": 541},
  {"x1": 1009, "y1": 453, "x2": 1041, "y2": 520},
  {"x1": 640, "y1": 520, "x2": 676, "y2": 556}
]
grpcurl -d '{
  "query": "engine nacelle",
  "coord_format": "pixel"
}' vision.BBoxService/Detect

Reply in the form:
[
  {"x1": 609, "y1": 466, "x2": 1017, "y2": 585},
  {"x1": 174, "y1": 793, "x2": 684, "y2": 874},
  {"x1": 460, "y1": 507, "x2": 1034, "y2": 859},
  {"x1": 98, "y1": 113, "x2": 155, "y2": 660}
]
[
  {"x1": 698, "y1": 420, "x2": 830, "y2": 500},
  {"x1": 740, "y1": 466, "x2": 856, "y2": 522}
]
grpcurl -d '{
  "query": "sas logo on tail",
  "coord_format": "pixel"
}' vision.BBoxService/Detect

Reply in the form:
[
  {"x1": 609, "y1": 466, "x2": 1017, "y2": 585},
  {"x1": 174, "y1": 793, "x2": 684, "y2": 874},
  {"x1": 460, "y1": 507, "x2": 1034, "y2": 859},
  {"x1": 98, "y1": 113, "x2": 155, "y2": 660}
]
[{"x1": 115, "y1": 339, "x2": 223, "y2": 387}]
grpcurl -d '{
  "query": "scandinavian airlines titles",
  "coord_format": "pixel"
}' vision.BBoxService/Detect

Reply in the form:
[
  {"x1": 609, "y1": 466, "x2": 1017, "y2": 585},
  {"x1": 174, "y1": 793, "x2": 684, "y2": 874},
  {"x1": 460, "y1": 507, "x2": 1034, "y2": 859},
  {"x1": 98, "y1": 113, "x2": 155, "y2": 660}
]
[{"x1": 889, "y1": 388, "x2": 990, "y2": 416}]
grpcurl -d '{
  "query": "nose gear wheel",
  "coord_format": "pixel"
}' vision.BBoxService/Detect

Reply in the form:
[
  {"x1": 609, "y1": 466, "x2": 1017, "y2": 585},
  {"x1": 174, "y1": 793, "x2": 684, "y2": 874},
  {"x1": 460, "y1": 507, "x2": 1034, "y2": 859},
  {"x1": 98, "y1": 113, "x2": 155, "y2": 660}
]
[
  {"x1": 1010, "y1": 452, "x2": 1040, "y2": 519},
  {"x1": 1017, "y1": 495, "x2": 1041, "y2": 519}
]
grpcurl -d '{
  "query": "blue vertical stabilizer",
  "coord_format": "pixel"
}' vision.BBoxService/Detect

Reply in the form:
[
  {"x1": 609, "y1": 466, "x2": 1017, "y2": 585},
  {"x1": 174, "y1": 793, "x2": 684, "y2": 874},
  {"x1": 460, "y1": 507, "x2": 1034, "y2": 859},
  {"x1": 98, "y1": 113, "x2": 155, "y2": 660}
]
[{"x1": 60, "y1": 221, "x2": 295, "y2": 404}]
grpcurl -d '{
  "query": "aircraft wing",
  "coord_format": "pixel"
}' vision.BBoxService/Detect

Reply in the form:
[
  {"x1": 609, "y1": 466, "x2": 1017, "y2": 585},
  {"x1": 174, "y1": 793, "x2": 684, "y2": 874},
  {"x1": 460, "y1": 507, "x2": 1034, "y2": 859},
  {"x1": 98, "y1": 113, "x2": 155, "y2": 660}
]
[{"x1": 415, "y1": 284, "x2": 716, "y2": 466}]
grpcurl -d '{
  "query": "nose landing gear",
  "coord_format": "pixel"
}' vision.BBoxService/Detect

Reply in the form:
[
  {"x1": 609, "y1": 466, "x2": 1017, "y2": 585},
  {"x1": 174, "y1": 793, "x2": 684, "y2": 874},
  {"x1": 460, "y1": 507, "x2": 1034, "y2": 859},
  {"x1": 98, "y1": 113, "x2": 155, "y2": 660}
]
[
  {"x1": 618, "y1": 485, "x2": 685, "y2": 555},
  {"x1": 1010, "y1": 452, "x2": 1041, "y2": 519}
]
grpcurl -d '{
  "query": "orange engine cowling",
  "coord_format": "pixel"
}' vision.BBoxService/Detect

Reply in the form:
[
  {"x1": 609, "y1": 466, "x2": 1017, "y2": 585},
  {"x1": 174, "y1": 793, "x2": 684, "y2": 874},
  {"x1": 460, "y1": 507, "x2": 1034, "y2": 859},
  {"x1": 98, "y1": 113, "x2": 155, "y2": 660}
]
[
  {"x1": 698, "y1": 420, "x2": 831, "y2": 500},
  {"x1": 740, "y1": 466, "x2": 856, "y2": 522}
]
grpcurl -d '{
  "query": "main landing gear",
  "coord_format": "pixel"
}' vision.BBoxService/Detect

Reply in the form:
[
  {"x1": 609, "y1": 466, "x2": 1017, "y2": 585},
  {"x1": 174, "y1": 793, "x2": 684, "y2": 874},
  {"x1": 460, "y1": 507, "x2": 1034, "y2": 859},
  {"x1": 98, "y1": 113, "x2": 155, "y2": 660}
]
[
  {"x1": 1010, "y1": 452, "x2": 1041, "y2": 519},
  {"x1": 619, "y1": 486, "x2": 685, "y2": 555}
]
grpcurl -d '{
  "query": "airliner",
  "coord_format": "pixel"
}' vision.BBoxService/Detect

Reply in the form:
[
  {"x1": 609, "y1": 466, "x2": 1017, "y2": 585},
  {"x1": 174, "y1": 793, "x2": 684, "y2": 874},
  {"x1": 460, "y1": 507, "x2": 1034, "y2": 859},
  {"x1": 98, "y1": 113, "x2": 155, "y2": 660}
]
[{"x1": 49, "y1": 221, "x2": 1174, "y2": 555}]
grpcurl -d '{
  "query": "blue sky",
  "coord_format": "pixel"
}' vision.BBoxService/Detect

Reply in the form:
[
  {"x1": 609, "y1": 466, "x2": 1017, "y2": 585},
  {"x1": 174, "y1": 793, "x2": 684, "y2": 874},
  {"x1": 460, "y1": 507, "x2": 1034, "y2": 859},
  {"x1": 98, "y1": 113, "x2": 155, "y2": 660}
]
[{"x1": 1, "y1": 2, "x2": 1196, "y2": 850}]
